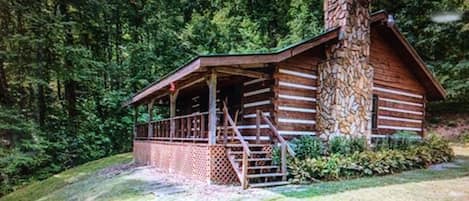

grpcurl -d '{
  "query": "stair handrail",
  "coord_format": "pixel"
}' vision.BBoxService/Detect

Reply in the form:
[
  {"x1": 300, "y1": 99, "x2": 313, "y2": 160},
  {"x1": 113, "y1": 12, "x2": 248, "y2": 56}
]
[
  {"x1": 223, "y1": 103, "x2": 251, "y2": 157},
  {"x1": 258, "y1": 110, "x2": 296, "y2": 157},
  {"x1": 223, "y1": 102, "x2": 251, "y2": 189}
]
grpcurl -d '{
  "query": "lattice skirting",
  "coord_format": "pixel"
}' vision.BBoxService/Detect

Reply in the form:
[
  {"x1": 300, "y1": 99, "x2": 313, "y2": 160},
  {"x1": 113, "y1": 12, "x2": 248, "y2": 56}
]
[{"x1": 133, "y1": 141, "x2": 238, "y2": 184}]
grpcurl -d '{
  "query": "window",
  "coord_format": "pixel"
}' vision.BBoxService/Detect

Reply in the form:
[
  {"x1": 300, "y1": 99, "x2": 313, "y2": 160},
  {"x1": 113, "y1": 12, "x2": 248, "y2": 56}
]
[{"x1": 371, "y1": 95, "x2": 379, "y2": 130}]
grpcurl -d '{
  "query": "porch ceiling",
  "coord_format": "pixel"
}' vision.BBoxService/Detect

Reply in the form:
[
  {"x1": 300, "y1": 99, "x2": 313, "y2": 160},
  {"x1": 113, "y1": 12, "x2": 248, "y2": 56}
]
[{"x1": 133, "y1": 68, "x2": 268, "y2": 106}]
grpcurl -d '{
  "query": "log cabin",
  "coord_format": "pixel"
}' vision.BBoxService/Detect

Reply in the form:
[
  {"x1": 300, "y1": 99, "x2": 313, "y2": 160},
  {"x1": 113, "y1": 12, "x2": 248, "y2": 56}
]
[{"x1": 124, "y1": 0, "x2": 446, "y2": 188}]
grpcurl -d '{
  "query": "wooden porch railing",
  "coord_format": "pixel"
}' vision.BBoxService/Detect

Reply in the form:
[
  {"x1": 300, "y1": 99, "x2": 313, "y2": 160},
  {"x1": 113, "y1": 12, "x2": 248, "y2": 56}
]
[
  {"x1": 222, "y1": 102, "x2": 251, "y2": 189},
  {"x1": 135, "y1": 112, "x2": 210, "y2": 142},
  {"x1": 257, "y1": 110, "x2": 295, "y2": 180}
]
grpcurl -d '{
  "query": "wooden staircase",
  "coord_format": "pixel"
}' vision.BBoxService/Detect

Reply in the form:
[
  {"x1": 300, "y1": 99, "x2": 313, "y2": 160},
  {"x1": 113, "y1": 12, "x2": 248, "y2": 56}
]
[{"x1": 222, "y1": 103, "x2": 294, "y2": 189}]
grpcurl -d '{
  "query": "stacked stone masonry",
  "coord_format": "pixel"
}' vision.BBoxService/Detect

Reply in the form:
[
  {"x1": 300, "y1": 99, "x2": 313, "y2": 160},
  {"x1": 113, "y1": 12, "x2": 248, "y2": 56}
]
[{"x1": 318, "y1": 0, "x2": 373, "y2": 140}]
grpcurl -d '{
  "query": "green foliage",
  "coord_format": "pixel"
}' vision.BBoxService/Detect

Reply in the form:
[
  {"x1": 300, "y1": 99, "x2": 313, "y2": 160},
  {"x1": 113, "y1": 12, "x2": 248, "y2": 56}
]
[
  {"x1": 328, "y1": 136, "x2": 367, "y2": 155},
  {"x1": 0, "y1": 107, "x2": 55, "y2": 195},
  {"x1": 374, "y1": 131, "x2": 422, "y2": 151},
  {"x1": 422, "y1": 134, "x2": 454, "y2": 163},
  {"x1": 459, "y1": 131, "x2": 469, "y2": 144},
  {"x1": 289, "y1": 134, "x2": 454, "y2": 183},
  {"x1": 290, "y1": 136, "x2": 324, "y2": 160}
]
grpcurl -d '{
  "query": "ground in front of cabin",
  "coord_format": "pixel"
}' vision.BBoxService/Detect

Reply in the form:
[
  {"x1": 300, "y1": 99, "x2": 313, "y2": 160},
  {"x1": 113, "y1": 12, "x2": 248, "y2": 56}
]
[{"x1": 2, "y1": 145, "x2": 468, "y2": 201}]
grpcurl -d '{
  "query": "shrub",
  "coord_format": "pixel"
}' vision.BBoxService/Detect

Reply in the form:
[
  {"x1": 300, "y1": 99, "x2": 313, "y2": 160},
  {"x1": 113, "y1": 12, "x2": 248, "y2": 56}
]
[
  {"x1": 289, "y1": 154, "x2": 354, "y2": 183},
  {"x1": 459, "y1": 131, "x2": 469, "y2": 144},
  {"x1": 328, "y1": 136, "x2": 367, "y2": 155},
  {"x1": 271, "y1": 146, "x2": 280, "y2": 165},
  {"x1": 422, "y1": 134, "x2": 454, "y2": 163},
  {"x1": 290, "y1": 136, "x2": 323, "y2": 160},
  {"x1": 289, "y1": 134, "x2": 454, "y2": 184},
  {"x1": 447, "y1": 120, "x2": 458, "y2": 127},
  {"x1": 373, "y1": 131, "x2": 422, "y2": 151},
  {"x1": 390, "y1": 131, "x2": 422, "y2": 150}
]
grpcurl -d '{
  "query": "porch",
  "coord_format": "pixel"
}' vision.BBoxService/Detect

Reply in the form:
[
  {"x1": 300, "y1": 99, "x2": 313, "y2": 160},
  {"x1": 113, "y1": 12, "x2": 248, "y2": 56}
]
[{"x1": 129, "y1": 66, "x2": 294, "y2": 188}]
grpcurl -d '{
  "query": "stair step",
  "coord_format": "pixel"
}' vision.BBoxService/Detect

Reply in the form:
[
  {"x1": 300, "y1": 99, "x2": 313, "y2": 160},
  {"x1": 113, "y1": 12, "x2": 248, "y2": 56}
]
[
  {"x1": 226, "y1": 144, "x2": 268, "y2": 148},
  {"x1": 248, "y1": 165, "x2": 279, "y2": 170},
  {"x1": 229, "y1": 151, "x2": 269, "y2": 155},
  {"x1": 247, "y1": 173, "x2": 285, "y2": 178},
  {"x1": 235, "y1": 158, "x2": 272, "y2": 162},
  {"x1": 250, "y1": 181, "x2": 290, "y2": 188},
  {"x1": 226, "y1": 136, "x2": 271, "y2": 141}
]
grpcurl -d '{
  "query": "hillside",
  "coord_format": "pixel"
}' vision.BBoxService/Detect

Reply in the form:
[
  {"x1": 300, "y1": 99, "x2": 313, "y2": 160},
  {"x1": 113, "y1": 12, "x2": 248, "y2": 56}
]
[
  {"x1": 0, "y1": 154, "x2": 133, "y2": 201},
  {"x1": 1, "y1": 145, "x2": 468, "y2": 201}
]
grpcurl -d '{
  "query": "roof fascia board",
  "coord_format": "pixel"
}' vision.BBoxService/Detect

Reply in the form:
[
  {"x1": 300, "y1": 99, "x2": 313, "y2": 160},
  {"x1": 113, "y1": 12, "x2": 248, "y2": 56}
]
[
  {"x1": 131, "y1": 59, "x2": 201, "y2": 104},
  {"x1": 387, "y1": 25, "x2": 447, "y2": 100}
]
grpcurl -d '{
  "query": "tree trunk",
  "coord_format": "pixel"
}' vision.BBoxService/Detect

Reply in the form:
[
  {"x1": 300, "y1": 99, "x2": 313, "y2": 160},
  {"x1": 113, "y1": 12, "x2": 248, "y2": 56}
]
[
  {"x1": 0, "y1": 60, "x2": 10, "y2": 105},
  {"x1": 60, "y1": 1, "x2": 78, "y2": 134},
  {"x1": 36, "y1": 45, "x2": 48, "y2": 128},
  {"x1": 37, "y1": 82, "x2": 46, "y2": 127}
]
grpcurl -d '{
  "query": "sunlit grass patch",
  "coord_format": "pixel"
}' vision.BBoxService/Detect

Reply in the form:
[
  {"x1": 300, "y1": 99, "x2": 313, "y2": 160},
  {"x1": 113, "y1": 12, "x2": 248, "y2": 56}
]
[{"x1": 0, "y1": 153, "x2": 132, "y2": 201}]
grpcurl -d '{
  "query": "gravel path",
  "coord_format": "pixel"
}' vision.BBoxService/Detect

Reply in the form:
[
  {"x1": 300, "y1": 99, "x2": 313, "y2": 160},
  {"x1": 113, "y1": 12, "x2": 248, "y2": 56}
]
[{"x1": 105, "y1": 165, "x2": 284, "y2": 201}]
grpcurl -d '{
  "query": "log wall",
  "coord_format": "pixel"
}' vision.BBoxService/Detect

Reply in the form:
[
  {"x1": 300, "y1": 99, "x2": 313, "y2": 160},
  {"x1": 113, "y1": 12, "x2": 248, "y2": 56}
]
[
  {"x1": 370, "y1": 28, "x2": 426, "y2": 135},
  {"x1": 239, "y1": 70, "x2": 275, "y2": 141},
  {"x1": 273, "y1": 50, "x2": 322, "y2": 139}
]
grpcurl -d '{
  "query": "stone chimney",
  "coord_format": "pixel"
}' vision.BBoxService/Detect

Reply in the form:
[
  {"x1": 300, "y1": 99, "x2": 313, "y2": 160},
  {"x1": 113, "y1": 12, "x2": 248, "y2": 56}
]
[{"x1": 317, "y1": 0, "x2": 373, "y2": 140}]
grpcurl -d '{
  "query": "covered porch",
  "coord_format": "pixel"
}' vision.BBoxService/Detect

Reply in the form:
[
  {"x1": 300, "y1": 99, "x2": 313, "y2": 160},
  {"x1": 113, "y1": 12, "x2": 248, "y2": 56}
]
[
  {"x1": 131, "y1": 65, "x2": 272, "y2": 145},
  {"x1": 128, "y1": 64, "x2": 290, "y2": 187}
]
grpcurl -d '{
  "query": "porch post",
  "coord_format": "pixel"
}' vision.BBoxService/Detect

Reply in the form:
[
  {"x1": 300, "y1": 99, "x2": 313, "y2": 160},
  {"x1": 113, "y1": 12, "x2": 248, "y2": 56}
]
[
  {"x1": 170, "y1": 91, "x2": 178, "y2": 142},
  {"x1": 147, "y1": 99, "x2": 155, "y2": 139},
  {"x1": 207, "y1": 70, "x2": 217, "y2": 145},
  {"x1": 133, "y1": 106, "x2": 138, "y2": 139}
]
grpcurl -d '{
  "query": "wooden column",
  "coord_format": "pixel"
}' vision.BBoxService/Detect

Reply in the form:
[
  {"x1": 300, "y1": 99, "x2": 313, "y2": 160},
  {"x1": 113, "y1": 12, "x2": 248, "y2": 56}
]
[
  {"x1": 133, "y1": 106, "x2": 138, "y2": 139},
  {"x1": 170, "y1": 91, "x2": 178, "y2": 141},
  {"x1": 256, "y1": 110, "x2": 261, "y2": 143},
  {"x1": 207, "y1": 71, "x2": 217, "y2": 145},
  {"x1": 147, "y1": 99, "x2": 155, "y2": 139},
  {"x1": 421, "y1": 95, "x2": 427, "y2": 138}
]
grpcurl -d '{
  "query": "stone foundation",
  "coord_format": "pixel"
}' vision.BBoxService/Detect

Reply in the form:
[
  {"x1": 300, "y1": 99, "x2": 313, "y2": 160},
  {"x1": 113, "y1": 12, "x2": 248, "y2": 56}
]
[{"x1": 133, "y1": 141, "x2": 238, "y2": 184}]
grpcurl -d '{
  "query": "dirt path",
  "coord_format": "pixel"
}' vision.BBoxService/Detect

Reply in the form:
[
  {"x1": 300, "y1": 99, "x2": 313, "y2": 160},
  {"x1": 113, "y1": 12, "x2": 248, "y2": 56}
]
[{"x1": 106, "y1": 166, "x2": 282, "y2": 201}]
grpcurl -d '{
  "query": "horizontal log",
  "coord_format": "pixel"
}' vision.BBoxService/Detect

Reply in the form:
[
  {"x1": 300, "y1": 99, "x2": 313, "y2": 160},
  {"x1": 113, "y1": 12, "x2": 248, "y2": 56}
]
[
  {"x1": 215, "y1": 67, "x2": 271, "y2": 79},
  {"x1": 379, "y1": 106, "x2": 423, "y2": 116},
  {"x1": 275, "y1": 99, "x2": 317, "y2": 109},
  {"x1": 276, "y1": 111, "x2": 316, "y2": 120},
  {"x1": 378, "y1": 119, "x2": 422, "y2": 128},
  {"x1": 378, "y1": 100, "x2": 423, "y2": 112},
  {"x1": 378, "y1": 110, "x2": 422, "y2": 120},
  {"x1": 277, "y1": 65, "x2": 317, "y2": 74},
  {"x1": 278, "y1": 81, "x2": 317, "y2": 91},
  {"x1": 278, "y1": 69, "x2": 317, "y2": 79},
  {"x1": 377, "y1": 125, "x2": 422, "y2": 132},
  {"x1": 278, "y1": 130, "x2": 316, "y2": 136},
  {"x1": 275, "y1": 74, "x2": 317, "y2": 86}
]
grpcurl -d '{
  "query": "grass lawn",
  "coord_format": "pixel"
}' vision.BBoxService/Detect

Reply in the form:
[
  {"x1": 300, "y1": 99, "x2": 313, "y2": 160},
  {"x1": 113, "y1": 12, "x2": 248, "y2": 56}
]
[
  {"x1": 0, "y1": 153, "x2": 133, "y2": 201},
  {"x1": 1, "y1": 145, "x2": 468, "y2": 201}
]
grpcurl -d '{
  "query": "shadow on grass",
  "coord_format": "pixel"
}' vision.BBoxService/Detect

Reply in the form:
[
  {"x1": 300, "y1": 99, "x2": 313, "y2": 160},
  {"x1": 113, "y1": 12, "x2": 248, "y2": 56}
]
[{"x1": 274, "y1": 155, "x2": 469, "y2": 199}]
